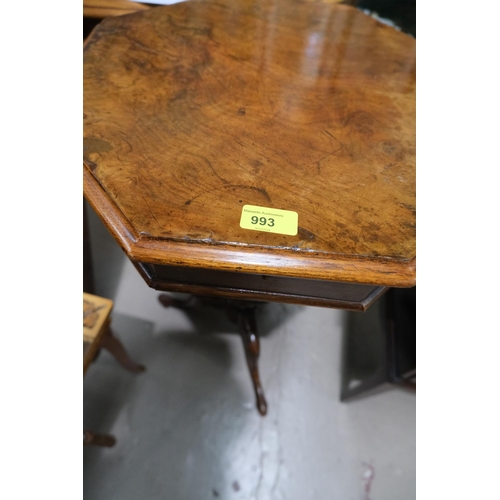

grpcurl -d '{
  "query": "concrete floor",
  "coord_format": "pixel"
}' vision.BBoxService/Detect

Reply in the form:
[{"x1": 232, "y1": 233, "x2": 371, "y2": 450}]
[{"x1": 83, "y1": 203, "x2": 416, "y2": 500}]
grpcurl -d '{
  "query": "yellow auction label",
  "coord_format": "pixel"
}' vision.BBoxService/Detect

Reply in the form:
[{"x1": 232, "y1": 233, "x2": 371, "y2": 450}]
[{"x1": 240, "y1": 205, "x2": 298, "y2": 236}]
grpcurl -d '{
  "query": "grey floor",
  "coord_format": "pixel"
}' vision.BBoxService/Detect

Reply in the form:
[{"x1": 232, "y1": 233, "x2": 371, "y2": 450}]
[{"x1": 83, "y1": 203, "x2": 416, "y2": 500}]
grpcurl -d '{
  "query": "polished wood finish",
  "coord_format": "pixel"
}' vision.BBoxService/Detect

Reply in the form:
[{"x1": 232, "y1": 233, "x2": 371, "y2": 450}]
[
  {"x1": 83, "y1": 0, "x2": 416, "y2": 289},
  {"x1": 83, "y1": 0, "x2": 149, "y2": 18}
]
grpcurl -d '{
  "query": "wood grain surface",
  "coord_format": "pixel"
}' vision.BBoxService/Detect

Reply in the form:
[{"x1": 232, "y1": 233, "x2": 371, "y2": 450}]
[{"x1": 84, "y1": 0, "x2": 415, "y2": 287}]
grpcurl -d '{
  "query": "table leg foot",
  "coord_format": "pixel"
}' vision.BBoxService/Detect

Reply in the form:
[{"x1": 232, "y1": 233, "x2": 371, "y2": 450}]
[
  {"x1": 236, "y1": 307, "x2": 268, "y2": 416},
  {"x1": 83, "y1": 431, "x2": 116, "y2": 447},
  {"x1": 101, "y1": 328, "x2": 145, "y2": 373}
]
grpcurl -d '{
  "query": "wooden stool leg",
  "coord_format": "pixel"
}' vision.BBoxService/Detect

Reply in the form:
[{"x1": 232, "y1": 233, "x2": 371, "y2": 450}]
[
  {"x1": 237, "y1": 308, "x2": 268, "y2": 416},
  {"x1": 101, "y1": 328, "x2": 145, "y2": 373},
  {"x1": 83, "y1": 431, "x2": 116, "y2": 447}
]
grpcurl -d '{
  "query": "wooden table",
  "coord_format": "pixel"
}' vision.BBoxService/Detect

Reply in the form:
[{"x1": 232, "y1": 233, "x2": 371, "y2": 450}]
[{"x1": 84, "y1": 0, "x2": 415, "y2": 414}]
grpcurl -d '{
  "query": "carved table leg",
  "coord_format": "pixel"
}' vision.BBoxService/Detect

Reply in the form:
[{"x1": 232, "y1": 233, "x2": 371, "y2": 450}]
[
  {"x1": 158, "y1": 294, "x2": 268, "y2": 415},
  {"x1": 235, "y1": 306, "x2": 268, "y2": 416},
  {"x1": 83, "y1": 431, "x2": 116, "y2": 447},
  {"x1": 101, "y1": 327, "x2": 145, "y2": 373}
]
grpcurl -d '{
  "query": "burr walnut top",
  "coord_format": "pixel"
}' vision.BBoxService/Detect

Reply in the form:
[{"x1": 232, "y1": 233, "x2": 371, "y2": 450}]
[{"x1": 84, "y1": 1, "x2": 416, "y2": 286}]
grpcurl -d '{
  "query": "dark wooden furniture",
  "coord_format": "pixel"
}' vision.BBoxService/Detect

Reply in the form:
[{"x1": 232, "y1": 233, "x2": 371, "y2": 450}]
[
  {"x1": 341, "y1": 287, "x2": 416, "y2": 401},
  {"x1": 83, "y1": 293, "x2": 145, "y2": 446},
  {"x1": 84, "y1": 0, "x2": 416, "y2": 414}
]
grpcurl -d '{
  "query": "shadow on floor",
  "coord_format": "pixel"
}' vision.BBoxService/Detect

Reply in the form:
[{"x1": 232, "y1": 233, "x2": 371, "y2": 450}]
[
  {"x1": 83, "y1": 311, "x2": 268, "y2": 500},
  {"x1": 158, "y1": 295, "x2": 304, "y2": 339},
  {"x1": 340, "y1": 296, "x2": 388, "y2": 400},
  {"x1": 85, "y1": 199, "x2": 127, "y2": 301}
]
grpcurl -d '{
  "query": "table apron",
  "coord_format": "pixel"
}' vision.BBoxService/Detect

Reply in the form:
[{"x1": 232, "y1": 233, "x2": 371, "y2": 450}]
[{"x1": 135, "y1": 262, "x2": 388, "y2": 312}]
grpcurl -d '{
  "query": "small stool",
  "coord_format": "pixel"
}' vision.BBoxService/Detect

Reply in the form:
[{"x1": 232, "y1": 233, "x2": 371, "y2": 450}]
[{"x1": 83, "y1": 292, "x2": 145, "y2": 447}]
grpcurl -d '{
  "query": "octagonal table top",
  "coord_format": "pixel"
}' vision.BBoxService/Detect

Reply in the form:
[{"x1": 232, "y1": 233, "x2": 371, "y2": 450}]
[{"x1": 84, "y1": 0, "x2": 416, "y2": 287}]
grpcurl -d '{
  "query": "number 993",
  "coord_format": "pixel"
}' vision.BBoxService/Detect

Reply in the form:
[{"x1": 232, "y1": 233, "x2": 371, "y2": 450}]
[{"x1": 251, "y1": 216, "x2": 275, "y2": 227}]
